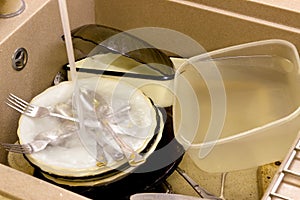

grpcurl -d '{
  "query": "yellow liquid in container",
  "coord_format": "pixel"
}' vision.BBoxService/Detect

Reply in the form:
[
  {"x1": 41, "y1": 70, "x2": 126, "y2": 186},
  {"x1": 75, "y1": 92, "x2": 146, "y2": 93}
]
[{"x1": 173, "y1": 40, "x2": 300, "y2": 173}]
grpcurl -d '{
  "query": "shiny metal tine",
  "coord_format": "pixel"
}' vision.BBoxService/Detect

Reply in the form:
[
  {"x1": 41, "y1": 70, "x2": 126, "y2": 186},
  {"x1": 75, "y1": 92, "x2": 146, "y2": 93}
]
[
  {"x1": 6, "y1": 93, "x2": 35, "y2": 115},
  {"x1": 0, "y1": 143, "x2": 23, "y2": 152},
  {"x1": 5, "y1": 101, "x2": 25, "y2": 114},
  {"x1": 11, "y1": 144, "x2": 32, "y2": 154},
  {"x1": 9, "y1": 94, "x2": 36, "y2": 113},
  {"x1": 6, "y1": 93, "x2": 29, "y2": 112},
  {"x1": 9, "y1": 93, "x2": 30, "y2": 106},
  {"x1": 0, "y1": 143, "x2": 32, "y2": 154}
]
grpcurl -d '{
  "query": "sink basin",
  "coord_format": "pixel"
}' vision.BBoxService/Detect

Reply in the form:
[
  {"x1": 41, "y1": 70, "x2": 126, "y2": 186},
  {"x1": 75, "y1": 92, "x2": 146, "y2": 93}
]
[{"x1": 1, "y1": 1, "x2": 300, "y2": 199}]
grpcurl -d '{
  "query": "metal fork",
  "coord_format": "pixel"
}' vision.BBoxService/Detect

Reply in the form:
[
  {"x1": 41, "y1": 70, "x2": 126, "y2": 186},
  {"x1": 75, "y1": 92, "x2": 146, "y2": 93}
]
[
  {"x1": 6, "y1": 93, "x2": 78, "y2": 122},
  {"x1": 0, "y1": 124, "x2": 76, "y2": 154},
  {"x1": 6, "y1": 93, "x2": 130, "y2": 124},
  {"x1": 0, "y1": 140, "x2": 51, "y2": 154}
]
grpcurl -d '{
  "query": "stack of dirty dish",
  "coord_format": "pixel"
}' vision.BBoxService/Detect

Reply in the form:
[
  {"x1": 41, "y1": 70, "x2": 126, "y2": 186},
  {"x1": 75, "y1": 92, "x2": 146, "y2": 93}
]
[
  {"x1": 10, "y1": 75, "x2": 183, "y2": 200},
  {"x1": 12, "y1": 25, "x2": 184, "y2": 199},
  {"x1": 16, "y1": 77, "x2": 165, "y2": 187}
]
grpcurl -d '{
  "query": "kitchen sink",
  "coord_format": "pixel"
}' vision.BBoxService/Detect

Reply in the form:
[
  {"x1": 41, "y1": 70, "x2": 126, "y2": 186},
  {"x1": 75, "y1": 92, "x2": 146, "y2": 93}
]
[{"x1": 1, "y1": 1, "x2": 300, "y2": 199}]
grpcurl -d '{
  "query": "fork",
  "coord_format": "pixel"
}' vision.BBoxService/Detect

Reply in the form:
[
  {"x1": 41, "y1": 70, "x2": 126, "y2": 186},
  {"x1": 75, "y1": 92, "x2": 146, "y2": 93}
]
[
  {"x1": 6, "y1": 93, "x2": 130, "y2": 124},
  {"x1": 6, "y1": 93, "x2": 79, "y2": 122},
  {"x1": 0, "y1": 140, "x2": 52, "y2": 154},
  {"x1": 0, "y1": 124, "x2": 76, "y2": 154}
]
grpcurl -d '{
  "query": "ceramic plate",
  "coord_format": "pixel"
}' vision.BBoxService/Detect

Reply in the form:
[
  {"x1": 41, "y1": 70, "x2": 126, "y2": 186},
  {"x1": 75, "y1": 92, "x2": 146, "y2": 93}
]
[
  {"x1": 17, "y1": 77, "x2": 161, "y2": 177},
  {"x1": 39, "y1": 108, "x2": 164, "y2": 186}
]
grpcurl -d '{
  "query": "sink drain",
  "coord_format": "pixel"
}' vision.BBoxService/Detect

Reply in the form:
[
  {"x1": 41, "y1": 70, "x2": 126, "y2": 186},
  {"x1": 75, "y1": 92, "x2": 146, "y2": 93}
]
[{"x1": 12, "y1": 47, "x2": 28, "y2": 71}]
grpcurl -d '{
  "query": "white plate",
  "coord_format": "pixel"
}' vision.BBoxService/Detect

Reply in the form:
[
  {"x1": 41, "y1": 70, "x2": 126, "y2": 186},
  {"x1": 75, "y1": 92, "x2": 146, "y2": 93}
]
[
  {"x1": 39, "y1": 108, "x2": 164, "y2": 186},
  {"x1": 17, "y1": 77, "x2": 160, "y2": 177}
]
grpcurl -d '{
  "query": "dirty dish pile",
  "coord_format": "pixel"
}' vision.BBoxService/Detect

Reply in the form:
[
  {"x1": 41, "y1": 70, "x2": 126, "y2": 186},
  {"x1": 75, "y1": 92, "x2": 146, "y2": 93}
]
[
  {"x1": 17, "y1": 77, "x2": 164, "y2": 186},
  {"x1": 12, "y1": 24, "x2": 184, "y2": 198}
]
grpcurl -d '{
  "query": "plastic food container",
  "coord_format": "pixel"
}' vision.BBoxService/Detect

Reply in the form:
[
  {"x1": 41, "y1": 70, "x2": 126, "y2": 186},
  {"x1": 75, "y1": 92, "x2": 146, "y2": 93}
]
[{"x1": 173, "y1": 39, "x2": 300, "y2": 173}]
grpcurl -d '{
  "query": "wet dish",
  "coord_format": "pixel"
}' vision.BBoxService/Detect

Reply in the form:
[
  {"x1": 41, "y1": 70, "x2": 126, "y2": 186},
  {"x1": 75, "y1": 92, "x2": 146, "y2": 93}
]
[
  {"x1": 17, "y1": 77, "x2": 161, "y2": 177},
  {"x1": 37, "y1": 108, "x2": 164, "y2": 187}
]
